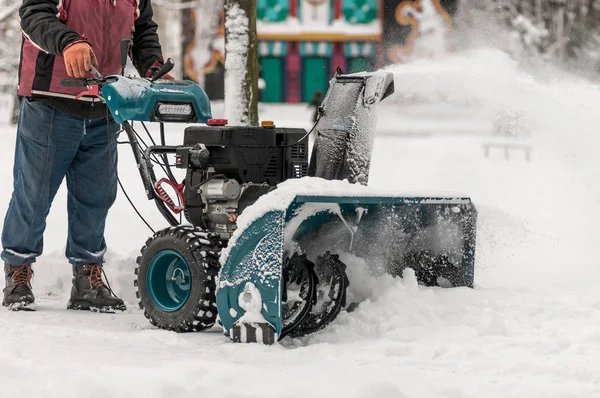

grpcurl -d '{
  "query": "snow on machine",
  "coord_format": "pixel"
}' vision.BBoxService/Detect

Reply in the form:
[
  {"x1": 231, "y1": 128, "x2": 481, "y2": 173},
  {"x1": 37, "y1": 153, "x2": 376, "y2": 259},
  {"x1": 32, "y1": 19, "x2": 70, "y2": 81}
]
[{"x1": 62, "y1": 44, "x2": 477, "y2": 344}]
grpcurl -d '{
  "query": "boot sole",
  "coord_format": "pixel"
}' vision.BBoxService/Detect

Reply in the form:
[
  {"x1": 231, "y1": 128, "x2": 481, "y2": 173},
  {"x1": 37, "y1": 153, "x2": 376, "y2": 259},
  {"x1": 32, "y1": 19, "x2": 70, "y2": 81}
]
[
  {"x1": 67, "y1": 301, "x2": 126, "y2": 313},
  {"x1": 3, "y1": 301, "x2": 37, "y2": 311}
]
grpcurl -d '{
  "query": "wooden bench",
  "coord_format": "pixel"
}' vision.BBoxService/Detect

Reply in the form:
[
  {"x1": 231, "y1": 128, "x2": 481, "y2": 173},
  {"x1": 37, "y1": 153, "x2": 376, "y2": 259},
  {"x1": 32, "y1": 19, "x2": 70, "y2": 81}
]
[{"x1": 483, "y1": 141, "x2": 533, "y2": 161}]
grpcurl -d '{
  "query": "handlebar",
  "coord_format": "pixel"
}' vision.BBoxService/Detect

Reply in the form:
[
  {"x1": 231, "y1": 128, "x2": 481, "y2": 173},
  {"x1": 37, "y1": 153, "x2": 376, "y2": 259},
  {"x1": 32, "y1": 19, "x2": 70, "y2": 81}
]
[
  {"x1": 59, "y1": 57, "x2": 173, "y2": 88},
  {"x1": 59, "y1": 78, "x2": 88, "y2": 87},
  {"x1": 59, "y1": 75, "x2": 117, "y2": 88}
]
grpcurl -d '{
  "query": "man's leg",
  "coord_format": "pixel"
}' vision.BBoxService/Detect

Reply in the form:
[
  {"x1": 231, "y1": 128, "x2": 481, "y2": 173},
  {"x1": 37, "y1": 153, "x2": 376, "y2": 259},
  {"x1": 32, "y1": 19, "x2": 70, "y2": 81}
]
[
  {"x1": 65, "y1": 117, "x2": 125, "y2": 312},
  {"x1": 1, "y1": 99, "x2": 81, "y2": 309},
  {"x1": 65, "y1": 118, "x2": 118, "y2": 266}
]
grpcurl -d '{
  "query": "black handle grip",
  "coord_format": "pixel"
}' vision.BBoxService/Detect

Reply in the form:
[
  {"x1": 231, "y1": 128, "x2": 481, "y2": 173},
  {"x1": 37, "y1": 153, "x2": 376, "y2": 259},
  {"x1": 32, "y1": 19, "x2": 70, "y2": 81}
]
[
  {"x1": 151, "y1": 58, "x2": 174, "y2": 81},
  {"x1": 60, "y1": 78, "x2": 87, "y2": 87},
  {"x1": 120, "y1": 39, "x2": 130, "y2": 75}
]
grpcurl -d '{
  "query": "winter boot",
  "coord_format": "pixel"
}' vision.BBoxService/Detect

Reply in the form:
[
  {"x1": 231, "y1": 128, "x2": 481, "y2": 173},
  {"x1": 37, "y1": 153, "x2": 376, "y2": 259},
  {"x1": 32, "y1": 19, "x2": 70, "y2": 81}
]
[
  {"x1": 67, "y1": 264, "x2": 126, "y2": 313},
  {"x1": 2, "y1": 263, "x2": 35, "y2": 311}
]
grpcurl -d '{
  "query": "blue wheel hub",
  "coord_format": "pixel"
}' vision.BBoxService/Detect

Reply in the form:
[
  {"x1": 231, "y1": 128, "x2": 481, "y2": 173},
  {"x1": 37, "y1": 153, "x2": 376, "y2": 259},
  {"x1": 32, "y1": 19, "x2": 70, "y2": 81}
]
[{"x1": 147, "y1": 250, "x2": 191, "y2": 312}]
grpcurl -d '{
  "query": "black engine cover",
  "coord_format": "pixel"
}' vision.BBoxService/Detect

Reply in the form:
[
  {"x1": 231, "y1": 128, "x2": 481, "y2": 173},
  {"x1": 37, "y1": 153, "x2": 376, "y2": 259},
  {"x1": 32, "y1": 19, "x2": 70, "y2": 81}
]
[
  {"x1": 181, "y1": 125, "x2": 309, "y2": 232},
  {"x1": 183, "y1": 125, "x2": 308, "y2": 184}
]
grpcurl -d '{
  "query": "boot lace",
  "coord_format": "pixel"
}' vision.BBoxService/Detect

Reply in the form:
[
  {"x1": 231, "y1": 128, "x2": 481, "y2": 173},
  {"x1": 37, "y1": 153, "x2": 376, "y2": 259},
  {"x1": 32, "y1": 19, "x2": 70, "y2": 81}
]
[
  {"x1": 87, "y1": 264, "x2": 118, "y2": 297},
  {"x1": 89, "y1": 264, "x2": 108, "y2": 289},
  {"x1": 12, "y1": 264, "x2": 33, "y2": 288}
]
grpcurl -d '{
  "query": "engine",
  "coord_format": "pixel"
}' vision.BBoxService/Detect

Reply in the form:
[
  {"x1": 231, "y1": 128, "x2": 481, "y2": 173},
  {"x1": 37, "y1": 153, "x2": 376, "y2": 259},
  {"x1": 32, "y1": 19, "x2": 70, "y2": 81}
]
[{"x1": 175, "y1": 121, "x2": 309, "y2": 240}]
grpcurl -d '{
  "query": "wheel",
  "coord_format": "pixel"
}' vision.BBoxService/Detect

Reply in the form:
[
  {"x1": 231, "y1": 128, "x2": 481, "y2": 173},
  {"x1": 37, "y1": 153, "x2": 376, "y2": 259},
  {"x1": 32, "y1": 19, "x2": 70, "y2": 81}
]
[{"x1": 134, "y1": 225, "x2": 222, "y2": 332}]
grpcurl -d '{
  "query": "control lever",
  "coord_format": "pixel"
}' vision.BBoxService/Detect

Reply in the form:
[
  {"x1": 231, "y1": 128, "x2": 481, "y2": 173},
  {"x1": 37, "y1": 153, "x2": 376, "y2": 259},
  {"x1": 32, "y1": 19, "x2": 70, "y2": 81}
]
[
  {"x1": 151, "y1": 58, "x2": 174, "y2": 81},
  {"x1": 120, "y1": 39, "x2": 130, "y2": 76},
  {"x1": 90, "y1": 66, "x2": 103, "y2": 79}
]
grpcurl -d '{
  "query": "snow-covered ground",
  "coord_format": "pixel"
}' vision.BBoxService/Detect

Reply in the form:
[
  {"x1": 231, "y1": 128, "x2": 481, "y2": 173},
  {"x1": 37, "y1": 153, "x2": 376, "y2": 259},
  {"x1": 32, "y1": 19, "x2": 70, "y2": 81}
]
[{"x1": 1, "y1": 50, "x2": 599, "y2": 397}]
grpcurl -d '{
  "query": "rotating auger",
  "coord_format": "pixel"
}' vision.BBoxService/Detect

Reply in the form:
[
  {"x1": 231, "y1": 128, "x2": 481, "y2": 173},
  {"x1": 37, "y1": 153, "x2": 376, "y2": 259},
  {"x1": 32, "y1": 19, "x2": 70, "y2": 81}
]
[{"x1": 279, "y1": 252, "x2": 350, "y2": 339}]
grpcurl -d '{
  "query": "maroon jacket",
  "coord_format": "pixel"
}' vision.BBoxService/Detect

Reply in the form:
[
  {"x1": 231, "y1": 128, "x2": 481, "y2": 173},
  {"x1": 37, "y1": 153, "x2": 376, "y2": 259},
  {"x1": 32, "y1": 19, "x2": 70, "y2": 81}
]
[{"x1": 18, "y1": 0, "x2": 164, "y2": 100}]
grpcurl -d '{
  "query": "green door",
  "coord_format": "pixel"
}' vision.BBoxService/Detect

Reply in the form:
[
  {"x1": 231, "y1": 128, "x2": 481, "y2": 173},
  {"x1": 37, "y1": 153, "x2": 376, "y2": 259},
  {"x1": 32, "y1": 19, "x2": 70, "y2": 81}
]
[
  {"x1": 348, "y1": 57, "x2": 371, "y2": 74},
  {"x1": 302, "y1": 57, "x2": 328, "y2": 103},
  {"x1": 260, "y1": 57, "x2": 283, "y2": 103}
]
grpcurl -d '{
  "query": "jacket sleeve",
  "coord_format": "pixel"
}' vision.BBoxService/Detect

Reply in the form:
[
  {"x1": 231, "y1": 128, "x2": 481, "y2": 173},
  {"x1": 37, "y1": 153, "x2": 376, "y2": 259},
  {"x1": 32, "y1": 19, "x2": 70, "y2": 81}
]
[
  {"x1": 19, "y1": 0, "x2": 82, "y2": 56},
  {"x1": 132, "y1": 0, "x2": 164, "y2": 77}
]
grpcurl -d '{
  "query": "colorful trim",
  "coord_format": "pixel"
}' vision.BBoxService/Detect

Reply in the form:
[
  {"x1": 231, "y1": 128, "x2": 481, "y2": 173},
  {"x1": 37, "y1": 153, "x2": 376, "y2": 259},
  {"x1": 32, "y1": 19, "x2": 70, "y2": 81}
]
[
  {"x1": 257, "y1": 33, "x2": 381, "y2": 41},
  {"x1": 290, "y1": 0, "x2": 297, "y2": 17},
  {"x1": 334, "y1": 0, "x2": 341, "y2": 19},
  {"x1": 258, "y1": 41, "x2": 288, "y2": 57},
  {"x1": 331, "y1": 42, "x2": 346, "y2": 77},
  {"x1": 343, "y1": 0, "x2": 377, "y2": 24},
  {"x1": 285, "y1": 42, "x2": 302, "y2": 103},
  {"x1": 344, "y1": 42, "x2": 377, "y2": 57},
  {"x1": 257, "y1": 0, "x2": 289, "y2": 22},
  {"x1": 300, "y1": 41, "x2": 333, "y2": 57}
]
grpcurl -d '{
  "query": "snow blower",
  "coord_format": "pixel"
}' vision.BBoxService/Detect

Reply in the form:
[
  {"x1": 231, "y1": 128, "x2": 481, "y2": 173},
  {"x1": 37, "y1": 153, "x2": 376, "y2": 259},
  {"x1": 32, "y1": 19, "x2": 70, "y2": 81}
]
[{"x1": 61, "y1": 44, "x2": 476, "y2": 344}]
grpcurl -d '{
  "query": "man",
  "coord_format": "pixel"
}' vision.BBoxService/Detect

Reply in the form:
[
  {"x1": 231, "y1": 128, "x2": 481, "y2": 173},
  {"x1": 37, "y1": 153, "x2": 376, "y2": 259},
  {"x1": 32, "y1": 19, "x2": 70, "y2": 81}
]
[{"x1": 2, "y1": 0, "x2": 169, "y2": 312}]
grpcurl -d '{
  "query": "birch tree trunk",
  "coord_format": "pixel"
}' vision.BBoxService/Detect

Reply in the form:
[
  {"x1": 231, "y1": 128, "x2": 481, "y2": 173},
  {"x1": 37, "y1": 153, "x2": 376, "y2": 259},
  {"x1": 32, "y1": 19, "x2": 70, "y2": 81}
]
[{"x1": 224, "y1": 0, "x2": 258, "y2": 126}]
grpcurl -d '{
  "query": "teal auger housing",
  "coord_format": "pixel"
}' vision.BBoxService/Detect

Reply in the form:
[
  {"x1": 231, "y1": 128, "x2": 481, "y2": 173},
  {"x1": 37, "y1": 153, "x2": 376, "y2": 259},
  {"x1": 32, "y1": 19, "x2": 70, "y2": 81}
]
[
  {"x1": 216, "y1": 182, "x2": 477, "y2": 344},
  {"x1": 60, "y1": 51, "x2": 477, "y2": 345}
]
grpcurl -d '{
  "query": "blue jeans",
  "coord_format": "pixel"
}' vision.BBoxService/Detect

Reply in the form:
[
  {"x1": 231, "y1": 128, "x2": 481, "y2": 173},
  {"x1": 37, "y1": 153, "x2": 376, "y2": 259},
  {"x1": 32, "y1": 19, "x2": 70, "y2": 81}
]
[{"x1": 1, "y1": 98, "x2": 119, "y2": 266}]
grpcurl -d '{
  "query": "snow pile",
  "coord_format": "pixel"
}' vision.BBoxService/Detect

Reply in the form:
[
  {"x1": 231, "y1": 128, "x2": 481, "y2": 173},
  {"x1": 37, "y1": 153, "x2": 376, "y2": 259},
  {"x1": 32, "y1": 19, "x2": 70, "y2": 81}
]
[{"x1": 223, "y1": 3, "x2": 250, "y2": 126}]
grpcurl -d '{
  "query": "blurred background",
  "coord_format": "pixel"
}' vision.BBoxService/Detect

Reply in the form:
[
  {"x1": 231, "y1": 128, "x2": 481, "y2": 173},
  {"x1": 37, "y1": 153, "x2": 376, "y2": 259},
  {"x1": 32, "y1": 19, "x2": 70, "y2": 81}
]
[{"x1": 2, "y1": 0, "x2": 600, "y2": 121}]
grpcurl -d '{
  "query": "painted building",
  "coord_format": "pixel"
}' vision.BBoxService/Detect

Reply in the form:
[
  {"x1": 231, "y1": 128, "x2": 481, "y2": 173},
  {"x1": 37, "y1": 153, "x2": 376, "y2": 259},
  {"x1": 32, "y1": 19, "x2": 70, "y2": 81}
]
[
  {"x1": 255, "y1": 0, "x2": 382, "y2": 103},
  {"x1": 182, "y1": 0, "x2": 458, "y2": 103}
]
